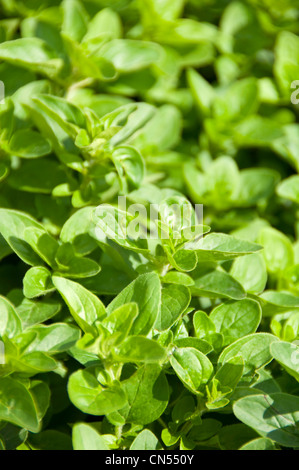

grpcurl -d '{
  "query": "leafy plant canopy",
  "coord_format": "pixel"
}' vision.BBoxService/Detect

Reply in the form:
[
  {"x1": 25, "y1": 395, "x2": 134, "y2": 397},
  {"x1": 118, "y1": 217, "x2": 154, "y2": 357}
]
[{"x1": 0, "y1": 0, "x2": 298, "y2": 451}]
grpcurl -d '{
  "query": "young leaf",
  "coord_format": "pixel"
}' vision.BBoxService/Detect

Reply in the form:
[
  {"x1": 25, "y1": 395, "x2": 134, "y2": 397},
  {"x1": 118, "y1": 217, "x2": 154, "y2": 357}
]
[
  {"x1": 107, "y1": 273, "x2": 161, "y2": 336},
  {"x1": 55, "y1": 243, "x2": 101, "y2": 279},
  {"x1": 102, "y1": 303, "x2": 138, "y2": 339},
  {"x1": 7, "y1": 129, "x2": 52, "y2": 159},
  {"x1": 23, "y1": 266, "x2": 54, "y2": 299},
  {"x1": 155, "y1": 284, "x2": 191, "y2": 332},
  {"x1": 113, "y1": 336, "x2": 167, "y2": 363},
  {"x1": 170, "y1": 347, "x2": 214, "y2": 394},
  {"x1": 98, "y1": 39, "x2": 162, "y2": 73},
  {"x1": 108, "y1": 365, "x2": 169, "y2": 426},
  {"x1": 53, "y1": 276, "x2": 106, "y2": 334},
  {"x1": 0, "y1": 38, "x2": 63, "y2": 78},
  {"x1": 61, "y1": 0, "x2": 89, "y2": 43},
  {"x1": 0, "y1": 296, "x2": 22, "y2": 338},
  {"x1": 0, "y1": 209, "x2": 46, "y2": 266}
]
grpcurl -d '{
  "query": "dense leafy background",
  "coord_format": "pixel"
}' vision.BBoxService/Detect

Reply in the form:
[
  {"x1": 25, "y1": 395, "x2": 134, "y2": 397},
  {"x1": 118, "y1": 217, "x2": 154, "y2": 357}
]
[{"x1": 0, "y1": 0, "x2": 299, "y2": 451}]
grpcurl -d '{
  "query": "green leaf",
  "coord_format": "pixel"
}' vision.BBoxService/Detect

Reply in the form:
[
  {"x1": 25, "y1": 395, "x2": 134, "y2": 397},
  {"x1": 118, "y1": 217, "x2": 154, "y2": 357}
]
[
  {"x1": 91, "y1": 204, "x2": 150, "y2": 254},
  {"x1": 277, "y1": 176, "x2": 299, "y2": 204},
  {"x1": 213, "y1": 78, "x2": 259, "y2": 122},
  {"x1": 0, "y1": 0, "x2": 298, "y2": 450},
  {"x1": 61, "y1": 0, "x2": 89, "y2": 43},
  {"x1": 230, "y1": 253, "x2": 267, "y2": 295},
  {"x1": 237, "y1": 169, "x2": 279, "y2": 206},
  {"x1": 139, "y1": 0, "x2": 185, "y2": 21},
  {"x1": 234, "y1": 116, "x2": 284, "y2": 147},
  {"x1": 0, "y1": 423, "x2": 28, "y2": 451},
  {"x1": 187, "y1": 68, "x2": 214, "y2": 116},
  {"x1": 23, "y1": 266, "x2": 54, "y2": 299},
  {"x1": 29, "y1": 380, "x2": 51, "y2": 422},
  {"x1": 24, "y1": 323, "x2": 81, "y2": 354},
  {"x1": 271, "y1": 341, "x2": 299, "y2": 382},
  {"x1": 215, "y1": 356, "x2": 244, "y2": 391},
  {"x1": 8, "y1": 350, "x2": 58, "y2": 376},
  {"x1": 210, "y1": 299, "x2": 262, "y2": 346},
  {"x1": 83, "y1": 8, "x2": 122, "y2": 42},
  {"x1": 162, "y1": 271, "x2": 194, "y2": 287},
  {"x1": 191, "y1": 268, "x2": 246, "y2": 300},
  {"x1": 53, "y1": 276, "x2": 106, "y2": 334},
  {"x1": 274, "y1": 31, "x2": 299, "y2": 95},
  {"x1": 68, "y1": 368, "x2": 127, "y2": 416},
  {"x1": 108, "y1": 365, "x2": 169, "y2": 426},
  {"x1": 196, "y1": 233, "x2": 262, "y2": 261},
  {"x1": 156, "y1": 18, "x2": 218, "y2": 47},
  {"x1": 107, "y1": 273, "x2": 161, "y2": 336},
  {"x1": 23, "y1": 226, "x2": 59, "y2": 267},
  {"x1": 113, "y1": 336, "x2": 167, "y2": 363},
  {"x1": 15, "y1": 297, "x2": 61, "y2": 329},
  {"x1": 0, "y1": 377, "x2": 39, "y2": 432},
  {"x1": 0, "y1": 296, "x2": 22, "y2": 338},
  {"x1": 0, "y1": 234, "x2": 12, "y2": 262},
  {"x1": 129, "y1": 104, "x2": 182, "y2": 152},
  {"x1": 8, "y1": 159, "x2": 67, "y2": 194},
  {"x1": 107, "y1": 103, "x2": 156, "y2": 148},
  {"x1": 155, "y1": 284, "x2": 190, "y2": 332},
  {"x1": 174, "y1": 337, "x2": 212, "y2": 355},
  {"x1": 0, "y1": 163, "x2": 9, "y2": 184},
  {"x1": 112, "y1": 146, "x2": 145, "y2": 192},
  {"x1": 72, "y1": 423, "x2": 109, "y2": 450},
  {"x1": 240, "y1": 437, "x2": 277, "y2": 450},
  {"x1": 169, "y1": 249, "x2": 198, "y2": 272},
  {"x1": 0, "y1": 209, "x2": 45, "y2": 266},
  {"x1": 33, "y1": 94, "x2": 86, "y2": 139},
  {"x1": 7, "y1": 129, "x2": 52, "y2": 159},
  {"x1": 193, "y1": 310, "x2": 216, "y2": 341},
  {"x1": 20, "y1": 17, "x2": 68, "y2": 60},
  {"x1": 60, "y1": 206, "x2": 98, "y2": 256},
  {"x1": 28, "y1": 431, "x2": 72, "y2": 451},
  {"x1": 260, "y1": 290, "x2": 299, "y2": 316},
  {"x1": 130, "y1": 429, "x2": 161, "y2": 450},
  {"x1": 259, "y1": 227, "x2": 294, "y2": 275},
  {"x1": 170, "y1": 347, "x2": 214, "y2": 394},
  {"x1": 63, "y1": 35, "x2": 117, "y2": 81},
  {"x1": 233, "y1": 393, "x2": 299, "y2": 448},
  {"x1": 102, "y1": 303, "x2": 138, "y2": 339},
  {"x1": 55, "y1": 243, "x2": 101, "y2": 278},
  {"x1": 188, "y1": 419, "x2": 222, "y2": 443},
  {"x1": 98, "y1": 39, "x2": 162, "y2": 73},
  {"x1": 218, "y1": 333, "x2": 279, "y2": 376},
  {"x1": 218, "y1": 423, "x2": 258, "y2": 450},
  {"x1": 0, "y1": 38, "x2": 63, "y2": 78}
]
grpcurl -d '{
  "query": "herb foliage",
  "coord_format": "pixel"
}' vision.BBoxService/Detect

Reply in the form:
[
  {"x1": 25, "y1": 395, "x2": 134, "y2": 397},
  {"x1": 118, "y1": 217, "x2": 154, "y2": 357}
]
[{"x1": 0, "y1": 0, "x2": 299, "y2": 451}]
